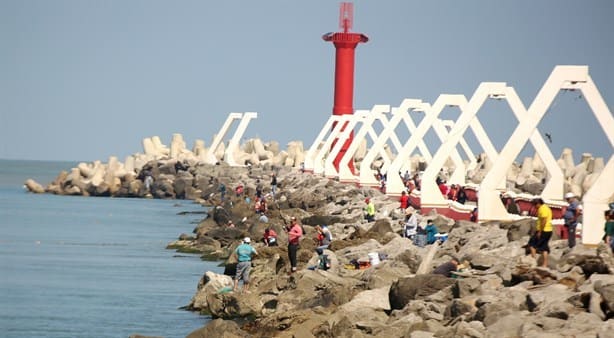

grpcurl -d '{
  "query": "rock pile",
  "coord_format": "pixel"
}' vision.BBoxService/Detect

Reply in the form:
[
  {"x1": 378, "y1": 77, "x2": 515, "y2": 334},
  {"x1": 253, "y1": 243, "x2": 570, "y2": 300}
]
[
  {"x1": 24, "y1": 130, "x2": 607, "y2": 203},
  {"x1": 165, "y1": 167, "x2": 614, "y2": 338}
]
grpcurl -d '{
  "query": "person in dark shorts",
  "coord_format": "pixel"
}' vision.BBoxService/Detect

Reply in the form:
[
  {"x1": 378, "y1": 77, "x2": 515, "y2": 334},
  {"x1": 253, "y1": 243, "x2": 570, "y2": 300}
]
[{"x1": 529, "y1": 198, "x2": 553, "y2": 267}]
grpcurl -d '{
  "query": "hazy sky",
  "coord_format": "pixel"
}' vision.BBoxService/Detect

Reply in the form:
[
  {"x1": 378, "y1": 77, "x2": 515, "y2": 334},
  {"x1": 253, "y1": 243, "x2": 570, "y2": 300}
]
[{"x1": 1, "y1": 0, "x2": 613, "y2": 163}]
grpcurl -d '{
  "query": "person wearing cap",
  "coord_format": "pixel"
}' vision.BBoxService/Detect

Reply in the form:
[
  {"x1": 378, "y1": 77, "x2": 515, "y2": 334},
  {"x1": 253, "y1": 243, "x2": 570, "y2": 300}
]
[
  {"x1": 402, "y1": 207, "x2": 418, "y2": 240},
  {"x1": 529, "y1": 198, "x2": 553, "y2": 267},
  {"x1": 563, "y1": 192, "x2": 581, "y2": 248},
  {"x1": 233, "y1": 237, "x2": 258, "y2": 293},
  {"x1": 315, "y1": 225, "x2": 333, "y2": 250},
  {"x1": 364, "y1": 198, "x2": 375, "y2": 222},
  {"x1": 286, "y1": 216, "x2": 302, "y2": 274}
]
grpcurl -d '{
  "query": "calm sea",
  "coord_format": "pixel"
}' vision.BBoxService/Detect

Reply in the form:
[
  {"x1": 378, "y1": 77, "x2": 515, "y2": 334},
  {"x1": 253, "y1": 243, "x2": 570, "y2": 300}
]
[{"x1": 0, "y1": 159, "x2": 221, "y2": 338}]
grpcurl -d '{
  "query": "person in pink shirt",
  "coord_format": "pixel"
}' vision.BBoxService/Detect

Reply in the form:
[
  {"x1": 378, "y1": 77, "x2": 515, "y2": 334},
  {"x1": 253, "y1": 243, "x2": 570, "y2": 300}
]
[{"x1": 285, "y1": 216, "x2": 303, "y2": 274}]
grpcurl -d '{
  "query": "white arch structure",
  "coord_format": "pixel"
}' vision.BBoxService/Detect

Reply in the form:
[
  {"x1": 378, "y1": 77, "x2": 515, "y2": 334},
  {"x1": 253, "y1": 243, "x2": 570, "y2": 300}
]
[
  {"x1": 354, "y1": 99, "x2": 431, "y2": 186},
  {"x1": 223, "y1": 112, "x2": 258, "y2": 166},
  {"x1": 421, "y1": 83, "x2": 563, "y2": 213},
  {"x1": 479, "y1": 65, "x2": 614, "y2": 245},
  {"x1": 441, "y1": 120, "x2": 477, "y2": 172},
  {"x1": 303, "y1": 114, "x2": 349, "y2": 173},
  {"x1": 326, "y1": 105, "x2": 399, "y2": 179},
  {"x1": 205, "y1": 112, "x2": 244, "y2": 165},
  {"x1": 312, "y1": 114, "x2": 358, "y2": 175},
  {"x1": 386, "y1": 94, "x2": 501, "y2": 196}
]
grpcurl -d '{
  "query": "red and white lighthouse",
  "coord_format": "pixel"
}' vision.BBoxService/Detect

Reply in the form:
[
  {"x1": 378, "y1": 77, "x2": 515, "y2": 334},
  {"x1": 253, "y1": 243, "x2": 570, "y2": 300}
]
[{"x1": 322, "y1": 2, "x2": 368, "y2": 173}]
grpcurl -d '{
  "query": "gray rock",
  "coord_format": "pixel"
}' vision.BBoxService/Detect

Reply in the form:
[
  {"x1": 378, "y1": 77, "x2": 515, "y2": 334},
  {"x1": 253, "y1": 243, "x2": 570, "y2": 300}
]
[{"x1": 389, "y1": 274, "x2": 455, "y2": 310}]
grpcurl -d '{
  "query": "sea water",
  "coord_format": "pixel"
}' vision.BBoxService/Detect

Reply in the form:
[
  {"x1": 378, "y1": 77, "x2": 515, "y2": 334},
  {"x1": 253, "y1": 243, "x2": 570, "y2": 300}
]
[{"x1": 0, "y1": 159, "x2": 222, "y2": 338}]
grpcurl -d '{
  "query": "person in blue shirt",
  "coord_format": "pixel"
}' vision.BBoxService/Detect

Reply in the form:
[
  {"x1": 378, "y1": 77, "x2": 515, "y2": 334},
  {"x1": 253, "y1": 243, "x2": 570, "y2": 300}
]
[
  {"x1": 233, "y1": 237, "x2": 258, "y2": 293},
  {"x1": 425, "y1": 220, "x2": 438, "y2": 245}
]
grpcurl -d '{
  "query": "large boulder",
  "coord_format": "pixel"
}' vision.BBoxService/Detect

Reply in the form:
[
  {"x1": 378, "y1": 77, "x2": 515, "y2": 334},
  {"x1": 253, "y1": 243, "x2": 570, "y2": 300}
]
[
  {"x1": 186, "y1": 318, "x2": 245, "y2": 338},
  {"x1": 389, "y1": 274, "x2": 455, "y2": 310}
]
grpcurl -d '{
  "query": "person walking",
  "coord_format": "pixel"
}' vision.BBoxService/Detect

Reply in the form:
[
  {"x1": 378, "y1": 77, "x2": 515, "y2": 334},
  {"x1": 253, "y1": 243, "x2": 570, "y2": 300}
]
[
  {"x1": 563, "y1": 192, "x2": 581, "y2": 248},
  {"x1": 529, "y1": 198, "x2": 553, "y2": 267},
  {"x1": 233, "y1": 237, "x2": 258, "y2": 293},
  {"x1": 286, "y1": 216, "x2": 303, "y2": 274}
]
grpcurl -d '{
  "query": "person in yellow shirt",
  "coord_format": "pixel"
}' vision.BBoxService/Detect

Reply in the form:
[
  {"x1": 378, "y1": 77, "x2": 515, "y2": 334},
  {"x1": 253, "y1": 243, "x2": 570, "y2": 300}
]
[{"x1": 529, "y1": 198, "x2": 553, "y2": 267}]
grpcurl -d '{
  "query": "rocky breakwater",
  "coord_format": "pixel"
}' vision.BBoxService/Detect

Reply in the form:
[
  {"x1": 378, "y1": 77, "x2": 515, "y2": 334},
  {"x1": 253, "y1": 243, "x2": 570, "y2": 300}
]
[
  {"x1": 24, "y1": 133, "x2": 305, "y2": 198},
  {"x1": 176, "y1": 169, "x2": 614, "y2": 338}
]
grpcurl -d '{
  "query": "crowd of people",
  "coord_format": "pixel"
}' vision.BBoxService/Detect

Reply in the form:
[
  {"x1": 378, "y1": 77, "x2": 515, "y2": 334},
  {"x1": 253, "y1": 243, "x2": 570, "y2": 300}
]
[{"x1": 226, "y1": 169, "x2": 614, "y2": 295}]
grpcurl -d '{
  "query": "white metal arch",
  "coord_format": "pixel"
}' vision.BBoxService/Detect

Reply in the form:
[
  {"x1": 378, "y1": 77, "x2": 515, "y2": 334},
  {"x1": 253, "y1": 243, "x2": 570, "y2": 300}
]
[
  {"x1": 324, "y1": 105, "x2": 395, "y2": 178},
  {"x1": 223, "y1": 112, "x2": 258, "y2": 166},
  {"x1": 205, "y1": 112, "x2": 244, "y2": 165},
  {"x1": 386, "y1": 94, "x2": 481, "y2": 196},
  {"x1": 356, "y1": 99, "x2": 429, "y2": 186},
  {"x1": 303, "y1": 114, "x2": 347, "y2": 173},
  {"x1": 479, "y1": 65, "x2": 614, "y2": 245}
]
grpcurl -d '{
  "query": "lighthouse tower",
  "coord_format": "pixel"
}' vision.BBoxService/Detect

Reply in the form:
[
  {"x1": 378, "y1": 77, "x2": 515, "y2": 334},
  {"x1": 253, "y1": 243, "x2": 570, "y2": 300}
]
[{"x1": 323, "y1": 2, "x2": 368, "y2": 172}]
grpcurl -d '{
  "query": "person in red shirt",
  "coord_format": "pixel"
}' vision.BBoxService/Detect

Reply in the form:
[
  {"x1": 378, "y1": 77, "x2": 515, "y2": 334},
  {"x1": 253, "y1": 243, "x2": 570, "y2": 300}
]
[
  {"x1": 399, "y1": 190, "x2": 409, "y2": 210},
  {"x1": 285, "y1": 216, "x2": 303, "y2": 274},
  {"x1": 447, "y1": 184, "x2": 459, "y2": 201},
  {"x1": 263, "y1": 227, "x2": 278, "y2": 246}
]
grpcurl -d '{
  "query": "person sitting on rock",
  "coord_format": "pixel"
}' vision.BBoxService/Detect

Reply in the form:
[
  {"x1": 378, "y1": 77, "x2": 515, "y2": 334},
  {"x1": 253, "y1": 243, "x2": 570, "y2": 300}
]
[
  {"x1": 402, "y1": 207, "x2": 418, "y2": 240},
  {"x1": 254, "y1": 197, "x2": 262, "y2": 214},
  {"x1": 433, "y1": 257, "x2": 459, "y2": 278},
  {"x1": 235, "y1": 183, "x2": 244, "y2": 197},
  {"x1": 315, "y1": 225, "x2": 332, "y2": 250},
  {"x1": 259, "y1": 198, "x2": 268, "y2": 214},
  {"x1": 258, "y1": 211, "x2": 269, "y2": 223},
  {"x1": 425, "y1": 219, "x2": 438, "y2": 245},
  {"x1": 263, "y1": 227, "x2": 278, "y2": 246}
]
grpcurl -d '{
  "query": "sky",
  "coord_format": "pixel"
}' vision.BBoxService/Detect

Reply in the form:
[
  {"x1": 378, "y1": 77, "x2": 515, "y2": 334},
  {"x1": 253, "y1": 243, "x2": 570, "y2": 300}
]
[{"x1": 1, "y1": 0, "x2": 613, "y2": 163}]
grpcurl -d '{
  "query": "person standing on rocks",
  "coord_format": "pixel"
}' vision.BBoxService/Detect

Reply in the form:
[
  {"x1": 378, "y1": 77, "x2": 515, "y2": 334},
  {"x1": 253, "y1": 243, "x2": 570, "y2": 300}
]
[
  {"x1": 604, "y1": 209, "x2": 614, "y2": 252},
  {"x1": 233, "y1": 237, "x2": 257, "y2": 293},
  {"x1": 529, "y1": 198, "x2": 553, "y2": 267},
  {"x1": 399, "y1": 191, "x2": 409, "y2": 211},
  {"x1": 270, "y1": 173, "x2": 278, "y2": 198},
  {"x1": 286, "y1": 216, "x2": 302, "y2": 274},
  {"x1": 563, "y1": 192, "x2": 582, "y2": 248},
  {"x1": 364, "y1": 198, "x2": 375, "y2": 222},
  {"x1": 255, "y1": 179, "x2": 263, "y2": 199}
]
